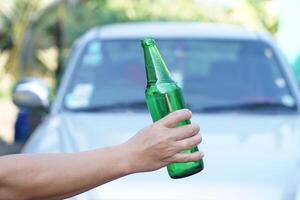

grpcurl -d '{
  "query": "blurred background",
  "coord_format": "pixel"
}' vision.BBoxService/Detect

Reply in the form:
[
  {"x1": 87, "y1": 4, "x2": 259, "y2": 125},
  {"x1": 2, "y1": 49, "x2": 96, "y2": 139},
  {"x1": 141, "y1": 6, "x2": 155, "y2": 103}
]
[
  {"x1": 0, "y1": 0, "x2": 282, "y2": 143},
  {"x1": 2, "y1": 1, "x2": 300, "y2": 198},
  {"x1": 0, "y1": 0, "x2": 296, "y2": 143}
]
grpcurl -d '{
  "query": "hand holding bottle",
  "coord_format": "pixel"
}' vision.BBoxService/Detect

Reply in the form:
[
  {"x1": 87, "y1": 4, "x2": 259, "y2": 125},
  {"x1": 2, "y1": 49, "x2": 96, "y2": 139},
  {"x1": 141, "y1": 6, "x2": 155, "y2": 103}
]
[
  {"x1": 123, "y1": 109, "x2": 204, "y2": 173},
  {"x1": 0, "y1": 109, "x2": 203, "y2": 200}
]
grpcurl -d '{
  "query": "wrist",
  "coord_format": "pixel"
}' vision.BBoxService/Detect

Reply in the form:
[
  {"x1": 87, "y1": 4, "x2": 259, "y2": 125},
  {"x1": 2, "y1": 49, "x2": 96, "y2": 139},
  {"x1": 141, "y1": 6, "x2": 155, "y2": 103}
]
[{"x1": 116, "y1": 143, "x2": 138, "y2": 175}]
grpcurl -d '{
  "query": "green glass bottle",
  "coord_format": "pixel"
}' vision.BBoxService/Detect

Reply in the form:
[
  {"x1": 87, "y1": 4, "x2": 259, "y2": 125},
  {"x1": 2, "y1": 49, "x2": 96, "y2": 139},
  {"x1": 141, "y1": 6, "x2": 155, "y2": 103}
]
[{"x1": 141, "y1": 38, "x2": 204, "y2": 179}]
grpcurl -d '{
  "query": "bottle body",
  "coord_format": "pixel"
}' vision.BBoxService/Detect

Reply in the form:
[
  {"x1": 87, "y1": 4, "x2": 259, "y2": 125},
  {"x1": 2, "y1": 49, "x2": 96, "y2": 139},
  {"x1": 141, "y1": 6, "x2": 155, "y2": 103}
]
[
  {"x1": 145, "y1": 82, "x2": 204, "y2": 179},
  {"x1": 141, "y1": 37, "x2": 204, "y2": 178}
]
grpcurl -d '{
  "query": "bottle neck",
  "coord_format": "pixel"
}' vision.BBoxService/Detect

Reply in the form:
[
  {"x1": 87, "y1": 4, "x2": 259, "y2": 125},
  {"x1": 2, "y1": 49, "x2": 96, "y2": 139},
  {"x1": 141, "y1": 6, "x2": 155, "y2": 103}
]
[{"x1": 142, "y1": 40, "x2": 173, "y2": 84}]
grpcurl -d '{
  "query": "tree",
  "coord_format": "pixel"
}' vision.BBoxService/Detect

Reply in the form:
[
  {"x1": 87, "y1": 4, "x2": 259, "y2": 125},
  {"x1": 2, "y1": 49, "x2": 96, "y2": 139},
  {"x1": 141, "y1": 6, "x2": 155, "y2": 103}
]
[
  {"x1": 0, "y1": 0, "x2": 57, "y2": 80},
  {"x1": 0, "y1": 0, "x2": 279, "y2": 86}
]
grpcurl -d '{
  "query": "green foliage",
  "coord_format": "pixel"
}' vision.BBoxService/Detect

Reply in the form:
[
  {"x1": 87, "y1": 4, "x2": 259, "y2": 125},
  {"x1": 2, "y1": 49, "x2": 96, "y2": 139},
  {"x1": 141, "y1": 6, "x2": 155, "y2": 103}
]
[
  {"x1": 0, "y1": 86, "x2": 11, "y2": 100},
  {"x1": 0, "y1": 0, "x2": 49, "y2": 79},
  {"x1": 62, "y1": 0, "x2": 207, "y2": 47},
  {"x1": 246, "y1": 0, "x2": 279, "y2": 34},
  {"x1": 0, "y1": 0, "x2": 279, "y2": 87}
]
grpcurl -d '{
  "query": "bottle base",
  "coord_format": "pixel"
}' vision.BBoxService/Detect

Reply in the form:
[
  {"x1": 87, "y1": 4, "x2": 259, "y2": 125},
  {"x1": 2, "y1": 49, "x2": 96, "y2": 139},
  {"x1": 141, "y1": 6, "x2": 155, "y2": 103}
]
[{"x1": 169, "y1": 162, "x2": 204, "y2": 179}]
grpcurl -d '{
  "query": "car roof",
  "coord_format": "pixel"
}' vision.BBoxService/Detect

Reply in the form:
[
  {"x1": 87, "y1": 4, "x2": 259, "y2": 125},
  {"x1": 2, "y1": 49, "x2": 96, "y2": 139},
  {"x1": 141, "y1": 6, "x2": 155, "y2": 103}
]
[{"x1": 84, "y1": 22, "x2": 264, "y2": 41}]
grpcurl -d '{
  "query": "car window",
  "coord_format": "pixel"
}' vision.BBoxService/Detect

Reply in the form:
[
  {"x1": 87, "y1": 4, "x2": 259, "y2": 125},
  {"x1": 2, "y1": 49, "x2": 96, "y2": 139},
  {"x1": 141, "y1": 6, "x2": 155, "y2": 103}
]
[{"x1": 63, "y1": 39, "x2": 297, "y2": 113}]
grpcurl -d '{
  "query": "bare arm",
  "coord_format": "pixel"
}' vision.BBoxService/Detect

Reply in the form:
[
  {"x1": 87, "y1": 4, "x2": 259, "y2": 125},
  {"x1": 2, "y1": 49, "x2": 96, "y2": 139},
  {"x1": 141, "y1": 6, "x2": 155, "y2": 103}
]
[{"x1": 0, "y1": 109, "x2": 204, "y2": 200}]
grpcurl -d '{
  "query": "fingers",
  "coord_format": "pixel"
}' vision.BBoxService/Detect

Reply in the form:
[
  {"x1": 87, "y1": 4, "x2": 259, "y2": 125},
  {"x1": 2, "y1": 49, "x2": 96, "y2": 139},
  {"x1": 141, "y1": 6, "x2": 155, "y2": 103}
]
[
  {"x1": 170, "y1": 151, "x2": 204, "y2": 163},
  {"x1": 157, "y1": 109, "x2": 192, "y2": 128},
  {"x1": 172, "y1": 123, "x2": 200, "y2": 141},
  {"x1": 175, "y1": 134, "x2": 202, "y2": 151}
]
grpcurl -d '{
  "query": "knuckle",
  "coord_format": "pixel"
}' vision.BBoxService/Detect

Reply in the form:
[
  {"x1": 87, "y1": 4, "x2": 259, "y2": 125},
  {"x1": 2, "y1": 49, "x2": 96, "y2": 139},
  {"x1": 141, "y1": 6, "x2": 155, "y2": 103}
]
[
  {"x1": 162, "y1": 134, "x2": 172, "y2": 143},
  {"x1": 194, "y1": 124, "x2": 200, "y2": 133},
  {"x1": 182, "y1": 155, "x2": 190, "y2": 162},
  {"x1": 185, "y1": 125, "x2": 195, "y2": 134},
  {"x1": 189, "y1": 124, "x2": 197, "y2": 134},
  {"x1": 151, "y1": 123, "x2": 163, "y2": 132},
  {"x1": 167, "y1": 131, "x2": 176, "y2": 140},
  {"x1": 188, "y1": 140, "x2": 196, "y2": 148},
  {"x1": 173, "y1": 110, "x2": 182, "y2": 119},
  {"x1": 152, "y1": 122, "x2": 160, "y2": 129},
  {"x1": 158, "y1": 134, "x2": 168, "y2": 143},
  {"x1": 163, "y1": 134, "x2": 175, "y2": 144},
  {"x1": 184, "y1": 136, "x2": 201, "y2": 149},
  {"x1": 184, "y1": 124, "x2": 199, "y2": 136},
  {"x1": 195, "y1": 134, "x2": 202, "y2": 144},
  {"x1": 180, "y1": 141, "x2": 193, "y2": 150},
  {"x1": 162, "y1": 147, "x2": 176, "y2": 158},
  {"x1": 198, "y1": 134, "x2": 202, "y2": 143},
  {"x1": 184, "y1": 110, "x2": 192, "y2": 118},
  {"x1": 191, "y1": 124, "x2": 200, "y2": 134},
  {"x1": 176, "y1": 143, "x2": 184, "y2": 152},
  {"x1": 167, "y1": 156, "x2": 177, "y2": 163},
  {"x1": 182, "y1": 109, "x2": 192, "y2": 116},
  {"x1": 192, "y1": 152, "x2": 201, "y2": 161},
  {"x1": 165, "y1": 133, "x2": 176, "y2": 143},
  {"x1": 168, "y1": 147, "x2": 177, "y2": 156}
]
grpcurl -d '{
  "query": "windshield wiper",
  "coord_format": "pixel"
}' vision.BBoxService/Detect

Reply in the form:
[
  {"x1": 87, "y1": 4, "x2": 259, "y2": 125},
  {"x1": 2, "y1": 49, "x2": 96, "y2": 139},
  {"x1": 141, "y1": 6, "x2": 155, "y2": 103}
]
[
  {"x1": 195, "y1": 101, "x2": 297, "y2": 113},
  {"x1": 68, "y1": 101, "x2": 147, "y2": 112}
]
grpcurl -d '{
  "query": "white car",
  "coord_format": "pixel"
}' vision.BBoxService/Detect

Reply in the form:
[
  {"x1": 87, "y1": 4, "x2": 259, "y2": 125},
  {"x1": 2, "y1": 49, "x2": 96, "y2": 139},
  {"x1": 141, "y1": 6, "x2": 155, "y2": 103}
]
[{"x1": 14, "y1": 22, "x2": 300, "y2": 200}]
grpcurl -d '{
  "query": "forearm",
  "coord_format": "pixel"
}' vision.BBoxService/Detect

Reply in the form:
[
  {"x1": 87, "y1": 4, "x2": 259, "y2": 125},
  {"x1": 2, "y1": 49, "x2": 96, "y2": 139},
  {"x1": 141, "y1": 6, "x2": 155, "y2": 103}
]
[
  {"x1": 0, "y1": 144, "x2": 132, "y2": 200},
  {"x1": 0, "y1": 109, "x2": 203, "y2": 200}
]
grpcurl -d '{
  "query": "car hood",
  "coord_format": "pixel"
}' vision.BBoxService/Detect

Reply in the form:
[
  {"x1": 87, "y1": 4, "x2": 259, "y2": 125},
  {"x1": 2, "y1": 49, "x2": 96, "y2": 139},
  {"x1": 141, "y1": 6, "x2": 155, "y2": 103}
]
[{"x1": 24, "y1": 112, "x2": 300, "y2": 200}]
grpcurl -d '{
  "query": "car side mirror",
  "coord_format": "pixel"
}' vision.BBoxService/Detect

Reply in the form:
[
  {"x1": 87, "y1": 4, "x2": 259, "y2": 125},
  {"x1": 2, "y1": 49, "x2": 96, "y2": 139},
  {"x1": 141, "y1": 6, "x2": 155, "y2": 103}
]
[{"x1": 12, "y1": 78, "x2": 50, "y2": 111}]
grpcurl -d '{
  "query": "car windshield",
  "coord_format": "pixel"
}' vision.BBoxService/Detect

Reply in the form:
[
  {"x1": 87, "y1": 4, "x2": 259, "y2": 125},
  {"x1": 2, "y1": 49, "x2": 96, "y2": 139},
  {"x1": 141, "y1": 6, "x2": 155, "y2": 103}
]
[{"x1": 63, "y1": 39, "x2": 297, "y2": 113}]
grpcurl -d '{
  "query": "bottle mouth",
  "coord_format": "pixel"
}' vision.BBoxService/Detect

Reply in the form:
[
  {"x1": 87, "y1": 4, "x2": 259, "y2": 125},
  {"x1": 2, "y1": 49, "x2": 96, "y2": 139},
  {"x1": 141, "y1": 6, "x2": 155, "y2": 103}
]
[{"x1": 141, "y1": 38, "x2": 156, "y2": 47}]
